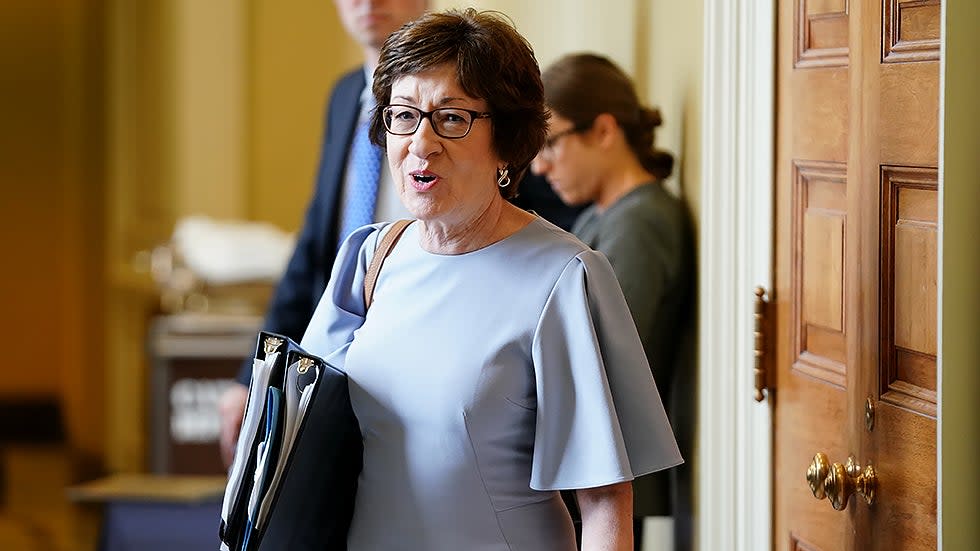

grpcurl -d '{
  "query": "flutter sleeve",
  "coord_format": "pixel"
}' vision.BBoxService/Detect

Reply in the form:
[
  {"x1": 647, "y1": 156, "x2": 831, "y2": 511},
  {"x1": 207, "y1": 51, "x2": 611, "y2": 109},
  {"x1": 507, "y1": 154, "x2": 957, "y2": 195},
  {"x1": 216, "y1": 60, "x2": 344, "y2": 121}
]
[
  {"x1": 299, "y1": 223, "x2": 384, "y2": 368},
  {"x1": 529, "y1": 249, "x2": 683, "y2": 491}
]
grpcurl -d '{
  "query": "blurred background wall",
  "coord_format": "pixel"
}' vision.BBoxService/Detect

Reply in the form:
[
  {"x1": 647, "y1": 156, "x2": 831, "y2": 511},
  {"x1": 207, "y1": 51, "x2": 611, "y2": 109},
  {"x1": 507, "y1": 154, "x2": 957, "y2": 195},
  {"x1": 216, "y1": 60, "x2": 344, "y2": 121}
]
[{"x1": 1, "y1": 2, "x2": 108, "y2": 546}]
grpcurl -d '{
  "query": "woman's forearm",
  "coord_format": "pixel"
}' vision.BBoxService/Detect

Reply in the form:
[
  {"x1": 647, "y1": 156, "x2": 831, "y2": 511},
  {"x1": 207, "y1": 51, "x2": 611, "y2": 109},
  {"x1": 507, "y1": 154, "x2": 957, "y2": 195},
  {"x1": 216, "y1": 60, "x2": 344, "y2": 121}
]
[{"x1": 576, "y1": 481, "x2": 634, "y2": 551}]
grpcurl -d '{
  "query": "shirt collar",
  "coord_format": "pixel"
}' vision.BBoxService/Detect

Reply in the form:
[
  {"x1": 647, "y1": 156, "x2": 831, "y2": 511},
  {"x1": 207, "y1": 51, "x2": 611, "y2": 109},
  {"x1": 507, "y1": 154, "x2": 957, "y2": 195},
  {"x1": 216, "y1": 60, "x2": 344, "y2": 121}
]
[{"x1": 360, "y1": 66, "x2": 375, "y2": 111}]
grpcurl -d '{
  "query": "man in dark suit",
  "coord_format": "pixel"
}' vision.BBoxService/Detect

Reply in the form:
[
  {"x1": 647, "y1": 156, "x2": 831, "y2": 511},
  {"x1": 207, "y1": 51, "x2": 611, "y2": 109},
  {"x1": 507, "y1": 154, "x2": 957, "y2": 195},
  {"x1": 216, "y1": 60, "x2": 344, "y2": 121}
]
[
  {"x1": 217, "y1": 0, "x2": 429, "y2": 465},
  {"x1": 218, "y1": 0, "x2": 583, "y2": 465}
]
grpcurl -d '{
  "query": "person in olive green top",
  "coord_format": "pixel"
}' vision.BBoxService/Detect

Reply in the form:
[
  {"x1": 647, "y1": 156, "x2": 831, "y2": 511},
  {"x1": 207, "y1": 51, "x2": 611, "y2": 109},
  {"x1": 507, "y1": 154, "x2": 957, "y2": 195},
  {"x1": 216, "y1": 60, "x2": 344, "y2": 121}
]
[{"x1": 531, "y1": 52, "x2": 695, "y2": 551}]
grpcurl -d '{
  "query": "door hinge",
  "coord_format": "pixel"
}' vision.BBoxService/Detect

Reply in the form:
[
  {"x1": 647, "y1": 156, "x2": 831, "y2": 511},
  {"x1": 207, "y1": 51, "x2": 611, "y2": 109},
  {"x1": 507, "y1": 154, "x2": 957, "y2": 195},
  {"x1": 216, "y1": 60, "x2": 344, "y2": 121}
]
[{"x1": 753, "y1": 286, "x2": 772, "y2": 402}]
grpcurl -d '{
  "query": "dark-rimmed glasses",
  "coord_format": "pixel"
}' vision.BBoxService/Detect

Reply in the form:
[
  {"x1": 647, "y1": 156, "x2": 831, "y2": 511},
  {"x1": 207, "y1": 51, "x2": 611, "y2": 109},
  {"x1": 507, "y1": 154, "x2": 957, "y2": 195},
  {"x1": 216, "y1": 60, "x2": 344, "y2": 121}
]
[
  {"x1": 382, "y1": 104, "x2": 492, "y2": 139},
  {"x1": 542, "y1": 121, "x2": 593, "y2": 152}
]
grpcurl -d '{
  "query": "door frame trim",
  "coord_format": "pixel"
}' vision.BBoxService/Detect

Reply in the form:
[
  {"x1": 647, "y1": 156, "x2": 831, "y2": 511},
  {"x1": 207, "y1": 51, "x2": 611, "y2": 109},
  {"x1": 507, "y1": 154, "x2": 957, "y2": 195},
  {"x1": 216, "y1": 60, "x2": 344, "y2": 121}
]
[{"x1": 698, "y1": 1, "x2": 774, "y2": 549}]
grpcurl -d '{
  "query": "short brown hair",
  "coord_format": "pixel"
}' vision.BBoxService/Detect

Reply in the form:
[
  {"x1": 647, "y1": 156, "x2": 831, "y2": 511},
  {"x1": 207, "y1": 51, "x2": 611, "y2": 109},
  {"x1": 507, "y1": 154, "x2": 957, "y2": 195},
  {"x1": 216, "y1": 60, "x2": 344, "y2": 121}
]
[
  {"x1": 542, "y1": 53, "x2": 674, "y2": 180},
  {"x1": 369, "y1": 8, "x2": 547, "y2": 199}
]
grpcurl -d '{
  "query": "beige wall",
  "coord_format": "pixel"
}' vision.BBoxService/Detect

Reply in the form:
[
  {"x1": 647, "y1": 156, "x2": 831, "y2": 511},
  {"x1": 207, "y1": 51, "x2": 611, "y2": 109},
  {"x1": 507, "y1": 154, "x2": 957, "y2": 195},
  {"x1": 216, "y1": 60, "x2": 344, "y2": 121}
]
[
  {"x1": 247, "y1": 0, "x2": 361, "y2": 231},
  {"x1": 438, "y1": 0, "x2": 641, "y2": 70},
  {"x1": 110, "y1": 0, "x2": 360, "y2": 235},
  {"x1": 641, "y1": 2, "x2": 703, "y2": 228},
  {"x1": 941, "y1": 0, "x2": 980, "y2": 547},
  {"x1": 173, "y1": 0, "x2": 247, "y2": 219}
]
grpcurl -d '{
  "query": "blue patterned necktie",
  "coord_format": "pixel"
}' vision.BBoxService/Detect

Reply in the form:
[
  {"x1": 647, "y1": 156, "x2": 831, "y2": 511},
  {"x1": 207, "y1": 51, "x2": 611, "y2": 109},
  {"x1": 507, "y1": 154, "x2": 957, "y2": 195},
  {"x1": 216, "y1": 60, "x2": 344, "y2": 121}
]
[{"x1": 337, "y1": 116, "x2": 383, "y2": 249}]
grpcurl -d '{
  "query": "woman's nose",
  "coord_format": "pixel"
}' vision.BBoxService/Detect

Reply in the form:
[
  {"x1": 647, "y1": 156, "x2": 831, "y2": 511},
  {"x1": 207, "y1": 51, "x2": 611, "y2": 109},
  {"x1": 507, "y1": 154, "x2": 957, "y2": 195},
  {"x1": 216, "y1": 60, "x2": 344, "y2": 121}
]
[{"x1": 408, "y1": 119, "x2": 442, "y2": 160}]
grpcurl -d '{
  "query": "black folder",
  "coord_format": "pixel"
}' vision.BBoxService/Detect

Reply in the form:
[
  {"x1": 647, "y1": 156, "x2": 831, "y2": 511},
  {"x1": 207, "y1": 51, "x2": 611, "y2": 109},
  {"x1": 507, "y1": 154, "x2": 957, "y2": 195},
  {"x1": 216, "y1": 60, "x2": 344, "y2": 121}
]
[{"x1": 219, "y1": 332, "x2": 362, "y2": 551}]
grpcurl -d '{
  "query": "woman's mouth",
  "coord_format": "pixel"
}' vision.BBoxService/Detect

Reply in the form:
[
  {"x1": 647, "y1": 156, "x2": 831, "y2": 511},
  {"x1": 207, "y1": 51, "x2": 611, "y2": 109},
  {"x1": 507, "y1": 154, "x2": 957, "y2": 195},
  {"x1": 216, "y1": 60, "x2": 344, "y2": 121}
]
[{"x1": 409, "y1": 171, "x2": 439, "y2": 192}]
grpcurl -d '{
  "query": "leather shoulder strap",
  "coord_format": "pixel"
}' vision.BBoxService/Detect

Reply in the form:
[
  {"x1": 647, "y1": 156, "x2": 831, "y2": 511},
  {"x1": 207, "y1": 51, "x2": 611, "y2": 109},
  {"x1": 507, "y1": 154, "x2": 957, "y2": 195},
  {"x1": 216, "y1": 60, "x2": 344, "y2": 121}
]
[{"x1": 363, "y1": 219, "x2": 413, "y2": 311}]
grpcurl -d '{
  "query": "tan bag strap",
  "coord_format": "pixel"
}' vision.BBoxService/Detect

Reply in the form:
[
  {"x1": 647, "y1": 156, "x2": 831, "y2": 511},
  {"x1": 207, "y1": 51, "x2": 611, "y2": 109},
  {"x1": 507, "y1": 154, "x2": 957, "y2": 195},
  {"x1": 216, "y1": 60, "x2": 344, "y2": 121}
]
[{"x1": 363, "y1": 219, "x2": 413, "y2": 311}]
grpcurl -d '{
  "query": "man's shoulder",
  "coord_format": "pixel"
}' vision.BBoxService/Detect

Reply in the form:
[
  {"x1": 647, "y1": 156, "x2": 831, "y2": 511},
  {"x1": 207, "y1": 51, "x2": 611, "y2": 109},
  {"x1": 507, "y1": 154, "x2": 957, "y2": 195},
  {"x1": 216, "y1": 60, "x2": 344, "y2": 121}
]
[
  {"x1": 331, "y1": 67, "x2": 367, "y2": 98},
  {"x1": 323, "y1": 67, "x2": 367, "y2": 127}
]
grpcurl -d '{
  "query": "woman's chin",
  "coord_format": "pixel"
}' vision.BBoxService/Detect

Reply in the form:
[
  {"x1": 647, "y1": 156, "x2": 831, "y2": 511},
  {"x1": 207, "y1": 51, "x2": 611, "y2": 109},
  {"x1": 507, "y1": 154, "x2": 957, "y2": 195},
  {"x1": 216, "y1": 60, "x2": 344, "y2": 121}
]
[
  {"x1": 400, "y1": 196, "x2": 441, "y2": 221},
  {"x1": 554, "y1": 190, "x2": 581, "y2": 207}
]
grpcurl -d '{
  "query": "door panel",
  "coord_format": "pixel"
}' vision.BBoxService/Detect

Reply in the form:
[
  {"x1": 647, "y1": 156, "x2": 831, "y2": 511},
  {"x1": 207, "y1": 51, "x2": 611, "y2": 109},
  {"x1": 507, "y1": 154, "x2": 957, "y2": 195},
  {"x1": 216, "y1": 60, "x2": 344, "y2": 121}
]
[
  {"x1": 775, "y1": 1, "x2": 853, "y2": 549},
  {"x1": 859, "y1": 0, "x2": 940, "y2": 548},
  {"x1": 879, "y1": 168, "x2": 938, "y2": 416},
  {"x1": 774, "y1": 0, "x2": 939, "y2": 549},
  {"x1": 794, "y1": 160, "x2": 848, "y2": 383}
]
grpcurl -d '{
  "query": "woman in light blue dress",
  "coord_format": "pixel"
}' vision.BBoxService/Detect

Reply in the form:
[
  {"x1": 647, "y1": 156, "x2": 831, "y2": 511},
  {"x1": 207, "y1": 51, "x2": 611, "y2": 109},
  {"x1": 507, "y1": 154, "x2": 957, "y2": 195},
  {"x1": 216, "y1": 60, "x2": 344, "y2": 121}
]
[{"x1": 300, "y1": 9, "x2": 681, "y2": 550}]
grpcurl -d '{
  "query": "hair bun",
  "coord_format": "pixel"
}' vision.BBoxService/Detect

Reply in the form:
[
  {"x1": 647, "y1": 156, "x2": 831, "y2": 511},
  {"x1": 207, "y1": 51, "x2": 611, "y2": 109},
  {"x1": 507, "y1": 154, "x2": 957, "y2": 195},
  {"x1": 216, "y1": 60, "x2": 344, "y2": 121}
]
[{"x1": 642, "y1": 107, "x2": 663, "y2": 128}]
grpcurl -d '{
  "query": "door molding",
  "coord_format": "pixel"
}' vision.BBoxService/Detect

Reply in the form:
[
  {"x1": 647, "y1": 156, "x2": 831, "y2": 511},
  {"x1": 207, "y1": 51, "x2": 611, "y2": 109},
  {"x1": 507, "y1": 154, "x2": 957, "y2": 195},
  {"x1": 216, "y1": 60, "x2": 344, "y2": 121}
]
[{"x1": 698, "y1": 1, "x2": 774, "y2": 550}]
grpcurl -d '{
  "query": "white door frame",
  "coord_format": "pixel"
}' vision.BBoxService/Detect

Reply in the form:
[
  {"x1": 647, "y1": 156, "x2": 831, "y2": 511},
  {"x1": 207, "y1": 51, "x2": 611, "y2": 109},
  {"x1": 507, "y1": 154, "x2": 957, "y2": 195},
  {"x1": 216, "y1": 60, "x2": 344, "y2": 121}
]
[{"x1": 698, "y1": 1, "x2": 774, "y2": 550}]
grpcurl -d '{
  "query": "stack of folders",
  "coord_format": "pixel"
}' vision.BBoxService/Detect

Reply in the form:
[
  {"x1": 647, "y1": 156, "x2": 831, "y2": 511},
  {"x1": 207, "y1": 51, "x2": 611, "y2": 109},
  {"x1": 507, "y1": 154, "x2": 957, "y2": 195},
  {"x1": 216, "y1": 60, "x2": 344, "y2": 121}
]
[{"x1": 219, "y1": 332, "x2": 362, "y2": 551}]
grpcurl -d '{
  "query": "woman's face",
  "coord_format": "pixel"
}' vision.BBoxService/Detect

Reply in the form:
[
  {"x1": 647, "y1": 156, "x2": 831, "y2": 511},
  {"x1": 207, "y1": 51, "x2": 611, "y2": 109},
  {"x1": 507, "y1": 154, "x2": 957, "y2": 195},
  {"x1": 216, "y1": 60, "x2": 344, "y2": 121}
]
[
  {"x1": 530, "y1": 112, "x2": 603, "y2": 207},
  {"x1": 386, "y1": 63, "x2": 503, "y2": 226}
]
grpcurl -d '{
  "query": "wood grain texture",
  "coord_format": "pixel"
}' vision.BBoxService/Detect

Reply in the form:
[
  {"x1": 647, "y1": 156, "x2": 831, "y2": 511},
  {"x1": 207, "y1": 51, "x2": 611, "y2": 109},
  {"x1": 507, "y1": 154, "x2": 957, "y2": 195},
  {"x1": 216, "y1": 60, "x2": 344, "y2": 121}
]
[
  {"x1": 851, "y1": 0, "x2": 938, "y2": 548},
  {"x1": 796, "y1": 0, "x2": 850, "y2": 67},
  {"x1": 883, "y1": 0, "x2": 941, "y2": 62},
  {"x1": 790, "y1": 533, "x2": 825, "y2": 551},
  {"x1": 776, "y1": 0, "x2": 939, "y2": 548},
  {"x1": 775, "y1": 1, "x2": 853, "y2": 548},
  {"x1": 792, "y1": 162, "x2": 848, "y2": 388},
  {"x1": 880, "y1": 168, "x2": 938, "y2": 418}
]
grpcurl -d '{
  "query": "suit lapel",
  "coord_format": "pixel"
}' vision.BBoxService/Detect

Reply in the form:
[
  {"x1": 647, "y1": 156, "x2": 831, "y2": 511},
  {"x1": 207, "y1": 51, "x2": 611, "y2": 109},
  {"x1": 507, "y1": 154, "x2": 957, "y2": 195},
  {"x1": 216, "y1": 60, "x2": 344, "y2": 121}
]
[{"x1": 316, "y1": 68, "x2": 367, "y2": 286}]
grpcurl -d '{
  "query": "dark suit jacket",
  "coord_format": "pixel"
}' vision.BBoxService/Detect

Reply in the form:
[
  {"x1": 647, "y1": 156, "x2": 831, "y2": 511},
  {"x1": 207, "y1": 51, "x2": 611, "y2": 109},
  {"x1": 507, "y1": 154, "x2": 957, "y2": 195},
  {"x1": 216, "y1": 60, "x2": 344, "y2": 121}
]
[
  {"x1": 237, "y1": 69, "x2": 583, "y2": 384},
  {"x1": 236, "y1": 69, "x2": 365, "y2": 383}
]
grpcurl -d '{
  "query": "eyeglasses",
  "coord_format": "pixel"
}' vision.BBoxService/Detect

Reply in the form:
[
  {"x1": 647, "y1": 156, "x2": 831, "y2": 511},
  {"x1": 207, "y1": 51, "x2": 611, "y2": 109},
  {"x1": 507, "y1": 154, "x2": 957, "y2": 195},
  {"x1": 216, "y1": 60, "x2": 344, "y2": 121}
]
[
  {"x1": 542, "y1": 122, "x2": 593, "y2": 153},
  {"x1": 382, "y1": 104, "x2": 492, "y2": 139}
]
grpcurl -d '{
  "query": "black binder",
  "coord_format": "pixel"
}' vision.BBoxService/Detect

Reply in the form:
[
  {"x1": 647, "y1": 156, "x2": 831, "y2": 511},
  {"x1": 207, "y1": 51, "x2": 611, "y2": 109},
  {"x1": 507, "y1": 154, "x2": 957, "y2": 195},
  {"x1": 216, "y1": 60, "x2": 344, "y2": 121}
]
[{"x1": 219, "y1": 332, "x2": 362, "y2": 551}]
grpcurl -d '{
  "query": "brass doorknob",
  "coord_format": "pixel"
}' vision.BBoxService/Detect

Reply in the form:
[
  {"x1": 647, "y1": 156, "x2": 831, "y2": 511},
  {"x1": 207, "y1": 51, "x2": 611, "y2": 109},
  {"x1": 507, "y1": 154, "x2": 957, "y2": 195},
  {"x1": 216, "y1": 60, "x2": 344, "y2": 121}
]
[
  {"x1": 806, "y1": 453, "x2": 877, "y2": 511},
  {"x1": 806, "y1": 452, "x2": 831, "y2": 499},
  {"x1": 825, "y1": 456, "x2": 877, "y2": 510}
]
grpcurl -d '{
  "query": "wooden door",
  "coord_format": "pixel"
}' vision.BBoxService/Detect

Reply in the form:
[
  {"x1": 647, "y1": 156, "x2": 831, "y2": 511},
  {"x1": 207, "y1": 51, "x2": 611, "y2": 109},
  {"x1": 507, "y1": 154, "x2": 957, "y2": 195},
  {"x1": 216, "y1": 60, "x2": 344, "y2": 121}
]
[{"x1": 773, "y1": 1, "x2": 940, "y2": 550}]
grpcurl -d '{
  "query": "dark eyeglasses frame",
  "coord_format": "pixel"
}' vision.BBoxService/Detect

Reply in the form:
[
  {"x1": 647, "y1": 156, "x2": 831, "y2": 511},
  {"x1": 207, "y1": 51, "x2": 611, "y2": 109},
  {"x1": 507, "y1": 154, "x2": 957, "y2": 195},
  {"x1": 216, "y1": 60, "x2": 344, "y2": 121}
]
[
  {"x1": 382, "y1": 104, "x2": 493, "y2": 139},
  {"x1": 543, "y1": 121, "x2": 594, "y2": 151}
]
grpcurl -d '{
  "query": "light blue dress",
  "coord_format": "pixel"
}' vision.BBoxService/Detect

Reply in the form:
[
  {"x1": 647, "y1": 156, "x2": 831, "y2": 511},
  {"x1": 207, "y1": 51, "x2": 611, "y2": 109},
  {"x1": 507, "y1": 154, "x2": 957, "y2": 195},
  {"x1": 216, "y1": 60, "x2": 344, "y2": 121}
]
[{"x1": 301, "y1": 216, "x2": 682, "y2": 550}]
